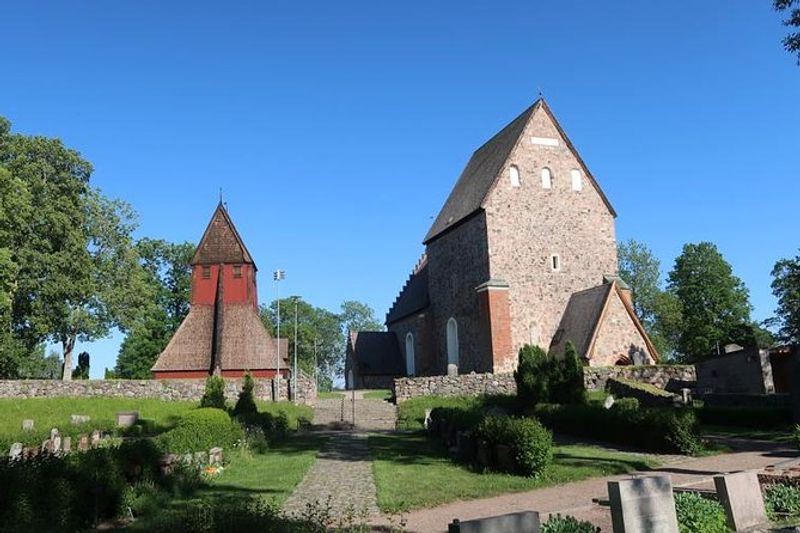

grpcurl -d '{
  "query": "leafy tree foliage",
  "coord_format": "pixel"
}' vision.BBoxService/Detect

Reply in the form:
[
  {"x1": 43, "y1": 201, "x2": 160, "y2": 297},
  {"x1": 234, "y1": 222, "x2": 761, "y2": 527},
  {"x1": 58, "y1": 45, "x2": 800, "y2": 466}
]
[
  {"x1": 340, "y1": 300, "x2": 383, "y2": 333},
  {"x1": 775, "y1": 0, "x2": 800, "y2": 62},
  {"x1": 667, "y1": 242, "x2": 753, "y2": 362},
  {"x1": 114, "y1": 239, "x2": 193, "y2": 379},
  {"x1": 770, "y1": 251, "x2": 800, "y2": 343}
]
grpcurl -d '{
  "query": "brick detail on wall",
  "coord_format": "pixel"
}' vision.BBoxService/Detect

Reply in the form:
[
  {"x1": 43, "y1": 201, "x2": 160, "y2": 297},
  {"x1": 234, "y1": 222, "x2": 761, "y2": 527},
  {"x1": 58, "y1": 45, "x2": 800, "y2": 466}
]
[
  {"x1": 0, "y1": 377, "x2": 317, "y2": 404},
  {"x1": 477, "y1": 281, "x2": 514, "y2": 374}
]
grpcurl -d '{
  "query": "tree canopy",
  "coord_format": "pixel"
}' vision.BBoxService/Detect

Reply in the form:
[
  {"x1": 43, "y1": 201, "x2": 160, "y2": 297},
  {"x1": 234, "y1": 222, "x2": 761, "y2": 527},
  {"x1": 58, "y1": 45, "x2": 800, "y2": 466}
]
[
  {"x1": 770, "y1": 251, "x2": 800, "y2": 343},
  {"x1": 775, "y1": 0, "x2": 800, "y2": 62}
]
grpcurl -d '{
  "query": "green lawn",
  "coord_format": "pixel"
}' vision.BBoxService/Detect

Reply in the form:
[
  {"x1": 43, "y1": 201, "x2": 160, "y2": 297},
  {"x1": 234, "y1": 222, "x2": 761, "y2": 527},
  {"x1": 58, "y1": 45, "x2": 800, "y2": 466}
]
[
  {"x1": 255, "y1": 400, "x2": 314, "y2": 429},
  {"x1": 369, "y1": 432, "x2": 658, "y2": 513},
  {"x1": 363, "y1": 389, "x2": 392, "y2": 400},
  {"x1": 700, "y1": 424, "x2": 793, "y2": 443},
  {"x1": 0, "y1": 397, "x2": 197, "y2": 449}
]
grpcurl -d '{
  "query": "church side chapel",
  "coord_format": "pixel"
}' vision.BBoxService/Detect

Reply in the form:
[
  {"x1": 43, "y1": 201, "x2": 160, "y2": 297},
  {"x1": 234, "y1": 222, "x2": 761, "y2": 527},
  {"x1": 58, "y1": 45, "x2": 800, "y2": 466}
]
[
  {"x1": 152, "y1": 203, "x2": 288, "y2": 379},
  {"x1": 346, "y1": 97, "x2": 657, "y2": 387}
]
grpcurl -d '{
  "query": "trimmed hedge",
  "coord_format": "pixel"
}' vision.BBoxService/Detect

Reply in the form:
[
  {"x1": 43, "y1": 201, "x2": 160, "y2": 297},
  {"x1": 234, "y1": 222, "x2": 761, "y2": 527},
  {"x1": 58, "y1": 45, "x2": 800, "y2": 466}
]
[
  {"x1": 695, "y1": 406, "x2": 792, "y2": 430},
  {"x1": 156, "y1": 408, "x2": 244, "y2": 453},
  {"x1": 475, "y1": 416, "x2": 553, "y2": 477},
  {"x1": 534, "y1": 403, "x2": 701, "y2": 455},
  {"x1": 606, "y1": 378, "x2": 675, "y2": 407},
  {"x1": 396, "y1": 394, "x2": 515, "y2": 431}
]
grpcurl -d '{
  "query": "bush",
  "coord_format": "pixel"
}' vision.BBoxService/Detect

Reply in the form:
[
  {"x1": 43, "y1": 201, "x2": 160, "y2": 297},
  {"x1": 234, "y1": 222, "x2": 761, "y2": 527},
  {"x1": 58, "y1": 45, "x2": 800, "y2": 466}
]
[
  {"x1": 157, "y1": 408, "x2": 244, "y2": 453},
  {"x1": 514, "y1": 343, "x2": 584, "y2": 409},
  {"x1": 475, "y1": 416, "x2": 553, "y2": 477},
  {"x1": 200, "y1": 376, "x2": 227, "y2": 410},
  {"x1": 232, "y1": 373, "x2": 258, "y2": 417},
  {"x1": 535, "y1": 403, "x2": 701, "y2": 455},
  {"x1": 764, "y1": 483, "x2": 800, "y2": 521},
  {"x1": 674, "y1": 492, "x2": 729, "y2": 533},
  {"x1": 612, "y1": 397, "x2": 640, "y2": 414},
  {"x1": 396, "y1": 395, "x2": 515, "y2": 431},
  {"x1": 542, "y1": 514, "x2": 600, "y2": 533}
]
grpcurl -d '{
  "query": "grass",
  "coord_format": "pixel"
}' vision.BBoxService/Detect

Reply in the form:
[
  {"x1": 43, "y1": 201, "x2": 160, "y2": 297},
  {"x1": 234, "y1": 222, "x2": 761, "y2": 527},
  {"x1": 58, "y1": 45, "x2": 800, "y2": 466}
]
[
  {"x1": 204, "y1": 433, "x2": 327, "y2": 505},
  {"x1": 0, "y1": 397, "x2": 196, "y2": 449},
  {"x1": 700, "y1": 424, "x2": 793, "y2": 443},
  {"x1": 317, "y1": 391, "x2": 345, "y2": 399},
  {"x1": 363, "y1": 389, "x2": 392, "y2": 400},
  {"x1": 255, "y1": 400, "x2": 314, "y2": 429},
  {"x1": 396, "y1": 394, "x2": 516, "y2": 431},
  {"x1": 369, "y1": 432, "x2": 658, "y2": 512}
]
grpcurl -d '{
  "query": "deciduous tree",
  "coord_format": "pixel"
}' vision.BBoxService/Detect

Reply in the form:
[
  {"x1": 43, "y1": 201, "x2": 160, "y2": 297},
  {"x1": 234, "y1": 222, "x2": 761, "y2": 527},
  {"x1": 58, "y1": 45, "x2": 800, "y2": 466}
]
[{"x1": 770, "y1": 251, "x2": 800, "y2": 343}]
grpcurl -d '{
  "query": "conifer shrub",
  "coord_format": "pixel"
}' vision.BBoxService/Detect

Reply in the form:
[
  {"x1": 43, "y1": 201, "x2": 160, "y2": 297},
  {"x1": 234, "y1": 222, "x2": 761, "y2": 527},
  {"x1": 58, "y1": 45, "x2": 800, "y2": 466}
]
[
  {"x1": 514, "y1": 342, "x2": 585, "y2": 408},
  {"x1": 200, "y1": 376, "x2": 226, "y2": 410},
  {"x1": 156, "y1": 408, "x2": 244, "y2": 453},
  {"x1": 514, "y1": 345, "x2": 550, "y2": 407},
  {"x1": 232, "y1": 373, "x2": 258, "y2": 417}
]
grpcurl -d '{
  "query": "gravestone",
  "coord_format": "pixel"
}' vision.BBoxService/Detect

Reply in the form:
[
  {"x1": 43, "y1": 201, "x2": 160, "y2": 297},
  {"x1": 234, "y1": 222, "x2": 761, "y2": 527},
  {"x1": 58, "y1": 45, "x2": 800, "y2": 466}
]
[
  {"x1": 194, "y1": 451, "x2": 208, "y2": 466},
  {"x1": 90, "y1": 430, "x2": 101, "y2": 446},
  {"x1": 604, "y1": 395, "x2": 616, "y2": 409},
  {"x1": 52, "y1": 434, "x2": 62, "y2": 453},
  {"x1": 78, "y1": 434, "x2": 89, "y2": 451},
  {"x1": 116, "y1": 411, "x2": 139, "y2": 428},
  {"x1": 70, "y1": 415, "x2": 91, "y2": 425},
  {"x1": 42, "y1": 439, "x2": 52, "y2": 453},
  {"x1": 9, "y1": 443, "x2": 22, "y2": 459},
  {"x1": 448, "y1": 511, "x2": 540, "y2": 532},
  {"x1": 608, "y1": 476, "x2": 679, "y2": 533},
  {"x1": 50, "y1": 427, "x2": 59, "y2": 440},
  {"x1": 447, "y1": 364, "x2": 458, "y2": 377},
  {"x1": 22, "y1": 419, "x2": 34, "y2": 431},
  {"x1": 424, "y1": 408, "x2": 433, "y2": 430},
  {"x1": 61, "y1": 436, "x2": 71, "y2": 453},
  {"x1": 209, "y1": 447, "x2": 223, "y2": 466},
  {"x1": 714, "y1": 472, "x2": 768, "y2": 531}
]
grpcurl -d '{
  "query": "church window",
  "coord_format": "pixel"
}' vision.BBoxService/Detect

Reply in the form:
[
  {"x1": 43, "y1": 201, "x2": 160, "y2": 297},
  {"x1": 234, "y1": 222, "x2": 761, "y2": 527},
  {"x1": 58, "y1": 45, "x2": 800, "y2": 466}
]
[
  {"x1": 571, "y1": 169, "x2": 582, "y2": 191},
  {"x1": 202, "y1": 266, "x2": 211, "y2": 279},
  {"x1": 446, "y1": 318, "x2": 459, "y2": 371},
  {"x1": 550, "y1": 254, "x2": 561, "y2": 272},
  {"x1": 541, "y1": 168, "x2": 552, "y2": 189},
  {"x1": 233, "y1": 265, "x2": 242, "y2": 279},
  {"x1": 405, "y1": 332, "x2": 415, "y2": 376},
  {"x1": 509, "y1": 165, "x2": 520, "y2": 187}
]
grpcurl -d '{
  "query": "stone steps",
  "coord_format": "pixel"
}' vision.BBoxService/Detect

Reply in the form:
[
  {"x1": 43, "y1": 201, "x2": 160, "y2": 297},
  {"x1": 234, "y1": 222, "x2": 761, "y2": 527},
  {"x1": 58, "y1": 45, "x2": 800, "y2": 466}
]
[{"x1": 311, "y1": 398, "x2": 396, "y2": 431}]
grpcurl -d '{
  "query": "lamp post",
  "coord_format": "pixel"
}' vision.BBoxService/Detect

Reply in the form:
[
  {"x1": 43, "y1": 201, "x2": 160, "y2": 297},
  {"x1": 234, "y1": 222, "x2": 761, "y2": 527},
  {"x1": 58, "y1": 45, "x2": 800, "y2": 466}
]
[
  {"x1": 290, "y1": 295, "x2": 300, "y2": 402},
  {"x1": 273, "y1": 270, "x2": 285, "y2": 394},
  {"x1": 313, "y1": 338, "x2": 318, "y2": 391}
]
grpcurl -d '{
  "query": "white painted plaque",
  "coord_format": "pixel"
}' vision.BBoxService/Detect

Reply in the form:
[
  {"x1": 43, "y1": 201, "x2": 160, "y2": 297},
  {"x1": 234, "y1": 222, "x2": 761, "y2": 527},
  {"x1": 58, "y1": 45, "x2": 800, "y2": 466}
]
[{"x1": 531, "y1": 136, "x2": 559, "y2": 147}]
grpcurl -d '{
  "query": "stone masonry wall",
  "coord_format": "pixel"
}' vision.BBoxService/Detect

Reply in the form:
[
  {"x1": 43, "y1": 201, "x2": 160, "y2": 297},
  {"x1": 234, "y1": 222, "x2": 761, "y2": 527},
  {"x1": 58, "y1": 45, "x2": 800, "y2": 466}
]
[
  {"x1": 426, "y1": 213, "x2": 492, "y2": 374},
  {"x1": 483, "y1": 104, "x2": 618, "y2": 365},
  {"x1": 394, "y1": 365, "x2": 697, "y2": 401},
  {"x1": 590, "y1": 290, "x2": 654, "y2": 366},
  {"x1": 0, "y1": 377, "x2": 317, "y2": 404}
]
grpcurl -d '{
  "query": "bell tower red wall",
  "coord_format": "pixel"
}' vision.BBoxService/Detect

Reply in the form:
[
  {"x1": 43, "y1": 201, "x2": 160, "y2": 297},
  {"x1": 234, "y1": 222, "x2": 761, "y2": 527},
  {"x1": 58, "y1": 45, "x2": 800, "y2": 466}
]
[{"x1": 191, "y1": 264, "x2": 258, "y2": 308}]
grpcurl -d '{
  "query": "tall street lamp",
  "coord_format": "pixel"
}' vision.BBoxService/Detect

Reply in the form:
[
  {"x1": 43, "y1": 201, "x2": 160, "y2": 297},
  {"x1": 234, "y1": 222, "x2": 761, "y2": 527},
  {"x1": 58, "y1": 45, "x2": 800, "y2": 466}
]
[
  {"x1": 290, "y1": 295, "x2": 300, "y2": 402},
  {"x1": 273, "y1": 270, "x2": 285, "y2": 385}
]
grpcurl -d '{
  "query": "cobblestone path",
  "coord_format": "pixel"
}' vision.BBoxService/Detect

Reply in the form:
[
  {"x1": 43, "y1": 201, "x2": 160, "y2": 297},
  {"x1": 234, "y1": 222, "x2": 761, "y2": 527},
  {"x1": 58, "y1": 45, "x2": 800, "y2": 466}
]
[{"x1": 282, "y1": 397, "x2": 395, "y2": 519}]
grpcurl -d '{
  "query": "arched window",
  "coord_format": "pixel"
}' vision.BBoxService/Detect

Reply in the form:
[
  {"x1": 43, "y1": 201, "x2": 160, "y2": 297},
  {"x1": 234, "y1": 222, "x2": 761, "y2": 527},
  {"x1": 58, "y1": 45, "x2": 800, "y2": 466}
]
[
  {"x1": 541, "y1": 168, "x2": 552, "y2": 189},
  {"x1": 446, "y1": 318, "x2": 459, "y2": 371},
  {"x1": 405, "y1": 332, "x2": 415, "y2": 376},
  {"x1": 571, "y1": 169, "x2": 582, "y2": 191},
  {"x1": 509, "y1": 165, "x2": 520, "y2": 187}
]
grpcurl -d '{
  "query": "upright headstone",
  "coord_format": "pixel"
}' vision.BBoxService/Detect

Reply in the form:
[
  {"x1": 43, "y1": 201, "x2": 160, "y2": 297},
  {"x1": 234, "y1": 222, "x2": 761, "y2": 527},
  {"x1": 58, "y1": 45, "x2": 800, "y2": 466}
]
[
  {"x1": 714, "y1": 472, "x2": 768, "y2": 531},
  {"x1": 61, "y1": 436, "x2": 72, "y2": 453},
  {"x1": 608, "y1": 476, "x2": 679, "y2": 533},
  {"x1": 90, "y1": 430, "x2": 101, "y2": 446},
  {"x1": 604, "y1": 395, "x2": 616, "y2": 409},
  {"x1": 78, "y1": 434, "x2": 89, "y2": 451},
  {"x1": 22, "y1": 419, "x2": 34, "y2": 431},
  {"x1": 9, "y1": 443, "x2": 22, "y2": 459},
  {"x1": 447, "y1": 364, "x2": 458, "y2": 377},
  {"x1": 116, "y1": 411, "x2": 139, "y2": 428},
  {"x1": 448, "y1": 511, "x2": 540, "y2": 533},
  {"x1": 50, "y1": 428, "x2": 59, "y2": 440},
  {"x1": 209, "y1": 447, "x2": 223, "y2": 466},
  {"x1": 52, "y1": 434, "x2": 62, "y2": 453}
]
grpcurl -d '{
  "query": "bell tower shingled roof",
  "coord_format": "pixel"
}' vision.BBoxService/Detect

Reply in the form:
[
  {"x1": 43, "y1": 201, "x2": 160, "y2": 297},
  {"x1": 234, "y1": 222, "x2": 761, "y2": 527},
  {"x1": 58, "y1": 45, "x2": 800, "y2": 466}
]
[{"x1": 190, "y1": 202, "x2": 255, "y2": 267}]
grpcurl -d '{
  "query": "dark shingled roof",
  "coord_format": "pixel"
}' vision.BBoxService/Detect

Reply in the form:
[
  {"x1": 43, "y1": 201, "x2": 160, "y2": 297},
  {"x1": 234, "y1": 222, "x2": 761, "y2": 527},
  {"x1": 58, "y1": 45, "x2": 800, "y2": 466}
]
[
  {"x1": 549, "y1": 283, "x2": 614, "y2": 359},
  {"x1": 423, "y1": 98, "x2": 616, "y2": 244},
  {"x1": 191, "y1": 203, "x2": 255, "y2": 267},
  {"x1": 348, "y1": 331, "x2": 403, "y2": 376},
  {"x1": 386, "y1": 259, "x2": 430, "y2": 325}
]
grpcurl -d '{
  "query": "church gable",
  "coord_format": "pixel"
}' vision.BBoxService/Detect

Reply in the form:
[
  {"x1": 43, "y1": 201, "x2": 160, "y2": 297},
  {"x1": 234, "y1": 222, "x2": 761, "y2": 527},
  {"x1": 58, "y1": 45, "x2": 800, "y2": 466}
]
[{"x1": 589, "y1": 286, "x2": 657, "y2": 366}]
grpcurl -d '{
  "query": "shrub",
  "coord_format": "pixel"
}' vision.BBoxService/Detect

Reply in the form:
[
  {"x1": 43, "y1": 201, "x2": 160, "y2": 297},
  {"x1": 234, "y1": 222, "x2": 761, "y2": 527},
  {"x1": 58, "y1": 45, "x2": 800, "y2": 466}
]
[
  {"x1": 396, "y1": 395, "x2": 515, "y2": 431},
  {"x1": 200, "y1": 376, "x2": 227, "y2": 409},
  {"x1": 475, "y1": 416, "x2": 553, "y2": 477},
  {"x1": 550, "y1": 342, "x2": 585, "y2": 405},
  {"x1": 764, "y1": 483, "x2": 800, "y2": 521},
  {"x1": 232, "y1": 373, "x2": 258, "y2": 417},
  {"x1": 542, "y1": 513, "x2": 600, "y2": 533},
  {"x1": 535, "y1": 403, "x2": 701, "y2": 455},
  {"x1": 611, "y1": 397, "x2": 640, "y2": 414},
  {"x1": 514, "y1": 345, "x2": 550, "y2": 408},
  {"x1": 157, "y1": 408, "x2": 244, "y2": 453},
  {"x1": 674, "y1": 492, "x2": 729, "y2": 533},
  {"x1": 514, "y1": 343, "x2": 584, "y2": 409}
]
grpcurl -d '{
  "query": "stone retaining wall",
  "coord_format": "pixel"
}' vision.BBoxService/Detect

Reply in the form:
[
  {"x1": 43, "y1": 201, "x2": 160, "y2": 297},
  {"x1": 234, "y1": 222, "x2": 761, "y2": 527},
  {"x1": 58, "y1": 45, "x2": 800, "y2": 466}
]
[
  {"x1": 583, "y1": 365, "x2": 696, "y2": 392},
  {"x1": 394, "y1": 365, "x2": 698, "y2": 402},
  {"x1": 0, "y1": 376, "x2": 317, "y2": 404},
  {"x1": 393, "y1": 373, "x2": 516, "y2": 403}
]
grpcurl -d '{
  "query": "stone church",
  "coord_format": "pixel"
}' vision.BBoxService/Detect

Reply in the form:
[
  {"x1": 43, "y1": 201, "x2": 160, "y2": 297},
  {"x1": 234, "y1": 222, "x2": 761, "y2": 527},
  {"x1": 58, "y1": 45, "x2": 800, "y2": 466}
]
[
  {"x1": 152, "y1": 203, "x2": 288, "y2": 379},
  {"x1": 346, "y1": 97, "x2": 657, "y2": 388}
]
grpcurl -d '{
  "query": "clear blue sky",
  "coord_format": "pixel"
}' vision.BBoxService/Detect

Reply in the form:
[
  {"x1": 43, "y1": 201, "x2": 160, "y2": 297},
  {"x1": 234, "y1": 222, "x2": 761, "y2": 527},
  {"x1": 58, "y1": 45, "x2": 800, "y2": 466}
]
[{"x1": 3, "y1": 1, "x2": 798, "y2": 377}]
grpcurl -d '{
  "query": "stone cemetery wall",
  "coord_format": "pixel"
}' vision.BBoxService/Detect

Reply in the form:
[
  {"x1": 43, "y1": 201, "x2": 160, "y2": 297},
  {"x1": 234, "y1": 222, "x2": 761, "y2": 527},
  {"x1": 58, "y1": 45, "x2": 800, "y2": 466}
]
[
  {"x1": 394, "y1": 365, "x2": 697, "y2": 402},
  {"x1": 0, "y1": 376, "x2": 317, "y2": 404}
]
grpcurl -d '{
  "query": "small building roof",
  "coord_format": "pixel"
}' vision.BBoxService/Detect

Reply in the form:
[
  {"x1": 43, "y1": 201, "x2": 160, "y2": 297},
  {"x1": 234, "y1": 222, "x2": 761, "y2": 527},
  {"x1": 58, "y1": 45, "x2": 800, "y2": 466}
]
[
  {"x1": 424, "y1": 98, "x2": 616, "y2": 244},
  {"x1": 386, "y1": 259, "x2": 430, "y2": 325},
  {"x1": 348, "y1": 331, "x2": 403, "y2": 376},
  {"x1": 191, "y1": 202, "x2": 255, "y2": 267}
]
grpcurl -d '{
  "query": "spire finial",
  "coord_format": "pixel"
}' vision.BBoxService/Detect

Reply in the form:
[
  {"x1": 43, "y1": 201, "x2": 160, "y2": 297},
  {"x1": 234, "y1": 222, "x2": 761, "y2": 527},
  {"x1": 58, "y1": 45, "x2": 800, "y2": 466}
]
[
  {"x1": 219, "y1": 187, "x2": 223, "y2": 205},
  {"x1": 537, "y1": 86, "x2": 544, "y2": 99}
]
